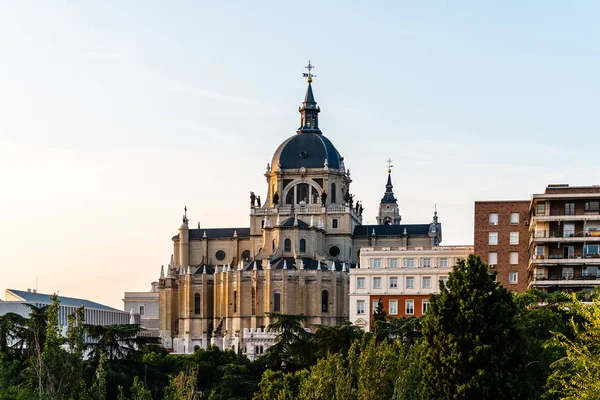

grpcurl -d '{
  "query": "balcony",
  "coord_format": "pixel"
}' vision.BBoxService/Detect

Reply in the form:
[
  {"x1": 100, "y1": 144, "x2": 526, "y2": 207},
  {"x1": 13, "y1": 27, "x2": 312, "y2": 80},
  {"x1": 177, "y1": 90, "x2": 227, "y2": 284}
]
[
  {"x1": 530, "y1": 274, "x2": 600, "y2": 288},
  {"x1": 531, "y1": 230, "x2": 600, "y2": 243},
  {"x1": 532, "y1": 211, "x2": 600, "y2": 223},
  {"x1": 530, "y1": 255, "x2": 600, "y2": 265}
]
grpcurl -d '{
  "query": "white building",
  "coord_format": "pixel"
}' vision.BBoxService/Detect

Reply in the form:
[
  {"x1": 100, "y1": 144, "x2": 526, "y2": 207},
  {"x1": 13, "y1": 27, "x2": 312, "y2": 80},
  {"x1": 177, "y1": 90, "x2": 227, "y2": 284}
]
[
  {"x1": 123, "y1": 282, "x2": 159, "y2": 336},
  {"x1": 350, "y1": 246, "x2": 473, "y2": 331},
  {"x1": 1, "y1": 289, "x2": 137, "y2": 339}
]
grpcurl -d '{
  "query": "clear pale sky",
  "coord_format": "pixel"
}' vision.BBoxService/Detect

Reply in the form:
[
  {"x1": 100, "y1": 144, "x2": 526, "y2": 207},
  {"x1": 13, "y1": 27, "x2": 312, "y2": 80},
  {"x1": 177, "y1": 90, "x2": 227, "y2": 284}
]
[{"x1": 1, "y1": 2, "x2": 599, "y2": 309}]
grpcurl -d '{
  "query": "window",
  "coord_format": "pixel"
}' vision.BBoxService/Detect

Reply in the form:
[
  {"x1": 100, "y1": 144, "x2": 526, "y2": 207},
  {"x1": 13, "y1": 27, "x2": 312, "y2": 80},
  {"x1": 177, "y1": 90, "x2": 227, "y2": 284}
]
[
  {"x1": 331, "y1": 183, "x2": 336, "y2": 203},
  {"x1": 565, "y1": 202, "x2": 575, "y2": 216},
  {"x1": 321, "y1": 290, "x2": 328, "y2": 312},
  {"x1": 389, "y1": 258, "x2": 398, "y2": 268},
  {"x1": 372, "y1": 259, "x2": 382, "y2": 268},
  {"x1": 251, "y1": 288, "x2": 256, "y2": 315},
  {"x1": 422, "y1": 258, "x2": 432, "y2": 268},
  {"x1": 332, "y1": 219, "x2": 339, "y2": 229},
  {"x1": 562, "y1": 267, "x2": 573, "y2": 279},
  {"x1": 273, "y1": 290, "x2": 281, "y2": 312},
  {"x1": 509, "y1": 272, "x2": 518, "y2": 284},
  {"x1": 563, "y1": 223, "x2": 575, "y2": 238},
  {"x1": 233, "y1": 291, "x2": 237, "y2": 313},
  {"x1": 489, "y1": 232, "x2": 498, "y2": 245},
  {"x1": 389, "y1": 277, "x2": 398, "y2": 288},
  {"x1": 329, "y1": 246, "x2": 340, "y2": 257},
  {"x1": 584, "y1": 266, "x2": 599, "y2": 277},
  {"x1": 299, "y1": 239, "x2": 306, "y2": 252},
  {"x1": 584, "y1": 244, "x2": 600, "y2": 257},
  {"x1": 405, "y1": 300, "x2": 414, "y2": 315},
  {"x1": 422, "y1": 276, "x2": 431, "y2": 289},
  {"x1": 564, "y1": 246, "x2": 575, "y2": 259},
  {"x1": 489, "y1": 213, "x2": 498, "y2": 225},
  {"x1": 373, "y1": 277, "x2": 381, "y2": 289},
  {"x1": 510, "y1": 232, "x2": 519, "y2": 245},
  {"x1": 284, "y1": 238, "x2": 291, "y2": 252},
  {"x1": 509, "y1": 252, "x2": 518, "y2": 265},
  {"x1": 389, "y1": 300, "x2": 398, "y2": 315},
  {"x1": 406, "y1": 277, "x2": 414, "y2": 289},
  {"x1": 535, "y1": 246, "x2": 545, "y2": 258},
  {"x1": 510, "y1": 213, "x2": 519, "y2": 225},
  {"x1": 440, "y1": 258, "x2": 448, "y2": 267},
  {"x1": 586, "y1": 201, "x2": 600, "y2": 212},
  {"x1": 537, "y1": 203, "x2": 546, "y2": 215},
  {"x1": 356, "y1": 300, "x2": 365, "y2": 315},
  {"x1": 405, "y1": 258, "x2": 415, "y2": 268},
  {"x1": 139, "y1": 305, "x2": 145, "y2": 315},
  {"x1": 357, "y1": 277, "x2": 365, "y2": 289},
  {"x1": 273, "y1": 239, "x2": 276, "y2": 251},
  {"x1": 439, "y1": 276, "x2": 448, "y2": 287},
  {"x1": 216, "y1": 250, "x2": 226, "y2": 261},
  {"x1": 194, "y1": 293, "x2": 201, "y2": 315},
  {"x1": 488, "y1": 252, "x2": 498, "y2": 265},
  {"x1": 422, "y1": 300, "x2": 430, "y2": 313}
]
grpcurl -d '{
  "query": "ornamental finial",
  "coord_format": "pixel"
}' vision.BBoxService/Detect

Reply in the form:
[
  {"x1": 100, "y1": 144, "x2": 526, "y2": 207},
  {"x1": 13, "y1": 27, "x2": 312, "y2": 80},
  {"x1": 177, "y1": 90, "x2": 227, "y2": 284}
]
[
  {"x1": 303, "y1": 60, "x2": 316, "y2": 83},
  {"x1": 386, "y1": 158, "x2": 394, "y2": 174}
]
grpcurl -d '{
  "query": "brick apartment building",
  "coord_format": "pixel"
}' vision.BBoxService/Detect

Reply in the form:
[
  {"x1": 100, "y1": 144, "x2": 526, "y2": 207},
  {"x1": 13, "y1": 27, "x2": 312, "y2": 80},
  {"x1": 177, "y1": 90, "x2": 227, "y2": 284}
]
[{"x1": 474, "y1": 201, "x2": 530, "y2": 292}]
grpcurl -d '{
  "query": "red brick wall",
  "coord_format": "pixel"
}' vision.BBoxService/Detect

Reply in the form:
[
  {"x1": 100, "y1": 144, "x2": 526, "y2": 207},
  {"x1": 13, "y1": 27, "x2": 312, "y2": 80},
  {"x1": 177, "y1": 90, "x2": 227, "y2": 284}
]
[
  {"x1": 474, "y1": 201, "x2": 530, "y2": 292},
  {"x1": 370, "y1": 295, "x2": 430, "y2": 317},
  {"x1": 545, "y1": 186, "x2": 600, "y2": 194}
]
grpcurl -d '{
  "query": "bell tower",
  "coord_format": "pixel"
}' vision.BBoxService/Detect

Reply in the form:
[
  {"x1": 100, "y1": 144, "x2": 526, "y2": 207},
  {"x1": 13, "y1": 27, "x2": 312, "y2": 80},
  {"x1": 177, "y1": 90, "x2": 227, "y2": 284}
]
[{"x1": 377, "y1": 158, "x2": 401, "y2": 225}]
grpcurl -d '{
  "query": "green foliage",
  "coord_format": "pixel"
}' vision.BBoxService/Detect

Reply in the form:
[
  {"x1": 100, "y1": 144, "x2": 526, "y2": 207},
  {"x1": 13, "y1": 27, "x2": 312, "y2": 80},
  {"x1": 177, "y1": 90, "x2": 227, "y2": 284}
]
[
  {"x1": 263, "y1": 313, "x2": 311, "y2": 371},
  {"x1": 421, "y1": 254, "x2": 526, "y2": 399},
  {"x1": 85, "y1": 323, "x2": 143, "y2": 361},
  {"x1": 164, "y1": 367, "x2": 199, "y2": 400},
  {"x1": 545, "y1": 295, "x2": 600, "y2": 399},
  {"x1": 371, "y1": 298, "x2": 387, "y2": 335},
  {"x1": 253, "y1": 369, "x2": 308, "y2": 400}
]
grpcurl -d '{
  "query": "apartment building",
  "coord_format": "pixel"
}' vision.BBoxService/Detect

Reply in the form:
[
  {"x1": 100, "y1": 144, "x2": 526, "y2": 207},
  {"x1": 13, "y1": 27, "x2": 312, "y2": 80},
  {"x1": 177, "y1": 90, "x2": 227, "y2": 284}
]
[
  {"x1": 529, "y1": 184, "x2": 600, "y2": 293},
  {"x1": 349, "y1": 245, "x2": 473, "y2": 331},
  {"x1": 474, "y1": 201, "x2": 530, "y2": 292}
]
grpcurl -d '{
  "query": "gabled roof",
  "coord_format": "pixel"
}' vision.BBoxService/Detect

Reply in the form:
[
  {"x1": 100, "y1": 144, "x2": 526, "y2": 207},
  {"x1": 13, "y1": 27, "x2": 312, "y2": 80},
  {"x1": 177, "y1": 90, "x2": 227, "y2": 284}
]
[
  {"x1": 185, "y1": 228, "x2": 250, "y2": 240},
  {"x1": 243, "y1": 258, "x2": 355, "y2": 271},
  {"x1": 353, "y1": 224, "x2": 437, "y2": 237},
  {"x1": 5, "y1": 289, "x2": 120, "y2": 312},
  {"x1": 280, "y1": 217, "x2": 309, "y2": 228}
]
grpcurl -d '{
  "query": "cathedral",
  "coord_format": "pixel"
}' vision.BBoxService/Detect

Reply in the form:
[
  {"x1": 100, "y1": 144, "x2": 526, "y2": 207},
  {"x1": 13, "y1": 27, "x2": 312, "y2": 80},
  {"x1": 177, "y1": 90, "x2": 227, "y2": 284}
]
[{"x1": 158, "y1": 64, "x2": 442, "y2": 356}]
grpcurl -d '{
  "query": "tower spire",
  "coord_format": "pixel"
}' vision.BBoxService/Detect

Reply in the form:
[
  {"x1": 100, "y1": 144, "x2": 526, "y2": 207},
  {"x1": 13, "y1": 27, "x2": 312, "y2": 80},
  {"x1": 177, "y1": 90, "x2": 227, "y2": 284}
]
[
  {"x1": 377, "y1": 158, "x2": 401, "y2": 225},
  {"x1": 298, "y1": 60, "x2": 321, "y2": 134}
]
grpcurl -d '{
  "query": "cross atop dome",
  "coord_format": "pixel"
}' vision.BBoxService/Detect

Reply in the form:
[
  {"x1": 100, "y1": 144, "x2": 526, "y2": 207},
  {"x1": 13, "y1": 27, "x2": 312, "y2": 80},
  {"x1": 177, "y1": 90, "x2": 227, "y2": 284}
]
[{"x1": 303, "y1": 60, "x2": 317, "y2": 83}]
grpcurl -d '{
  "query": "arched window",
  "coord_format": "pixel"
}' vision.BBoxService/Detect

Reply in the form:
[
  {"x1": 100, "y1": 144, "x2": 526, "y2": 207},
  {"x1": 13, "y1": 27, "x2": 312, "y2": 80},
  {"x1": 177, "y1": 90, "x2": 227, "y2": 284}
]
[
  {"x1": 322, "y1": 290, "x2": 329, "y2": 312},
  {"x1": 331, "y1": 183, "x2": 336, "y2": 203},
  {"x1": 297, "y1": 183, "x2": 309, "y2": 204},
  {"x1": 194, "y1": 293, "x2": 201, "y2": 315},
  {"x1": 273, "y1": 239, "x2": 276, "y2": 251},
  {"x1": 233, "y1": 291, "x2": 237, "y2": 313},
  {"x1": 284, "y1": 238, "x2": 292, "y2": 252},
  {"x1": 274, "y1": 290, "x2": 281, "y2": 312},
  {"x1": 299, "y1": 239, "x2": 306, "y2": 252},
  {"x1": 251, "y1": 287, "x2": 256, "y2": 315}
]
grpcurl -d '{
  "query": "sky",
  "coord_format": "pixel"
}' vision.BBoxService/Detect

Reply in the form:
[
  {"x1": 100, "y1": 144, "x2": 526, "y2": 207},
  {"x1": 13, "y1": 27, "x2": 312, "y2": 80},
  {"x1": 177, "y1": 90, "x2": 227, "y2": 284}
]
[{"x1": 1, "y1": 2, "x2": 600, "y2": 309}]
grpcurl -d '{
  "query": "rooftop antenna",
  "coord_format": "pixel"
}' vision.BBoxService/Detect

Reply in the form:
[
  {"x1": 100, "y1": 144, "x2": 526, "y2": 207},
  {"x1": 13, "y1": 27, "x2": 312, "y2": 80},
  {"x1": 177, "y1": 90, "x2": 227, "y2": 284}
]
[{"x1": 303, "y1": 60, "x2": 317, "y2": 83}]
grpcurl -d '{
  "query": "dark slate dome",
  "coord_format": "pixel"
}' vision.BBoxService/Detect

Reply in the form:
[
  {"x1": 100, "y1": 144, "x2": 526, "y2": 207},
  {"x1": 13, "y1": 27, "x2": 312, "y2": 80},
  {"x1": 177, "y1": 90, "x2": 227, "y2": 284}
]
[{"x1": 272, "y1": 133, "x2": 342, "y2": 170}]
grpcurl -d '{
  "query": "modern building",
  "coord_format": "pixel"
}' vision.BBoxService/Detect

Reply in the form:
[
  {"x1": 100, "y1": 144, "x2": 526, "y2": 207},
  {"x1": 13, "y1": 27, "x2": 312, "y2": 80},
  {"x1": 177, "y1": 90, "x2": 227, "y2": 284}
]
[
  {"x1": 474, "y1": 201, "x2": 530, "y2": 292},
  {"x1": 1, "y1": 289, "x2": 137, "y2": 335},
  {"x1": 157, "y1": 65, "x2": 443, "y2": 354},
  {"x1": 123, "y1": 282, "x2": 160, "y2": 336},
  {"x1": 349, "y1": 245, "x2": 472, "y2": 330},
  {"x1": 528, "y1": 184, "x2": 600, "y2": 293}
]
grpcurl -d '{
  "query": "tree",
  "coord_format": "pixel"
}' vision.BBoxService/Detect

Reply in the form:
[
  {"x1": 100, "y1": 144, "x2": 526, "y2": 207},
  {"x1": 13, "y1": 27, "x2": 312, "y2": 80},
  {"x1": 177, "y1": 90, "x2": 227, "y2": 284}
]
[
  {"x1": 263, "y1": 313, "x2": 311, "y2": 371},
  {"x1": 164, "y1": 367, "x2": 200, "y2": 400},
  {"x1": 88, "y1": 351, "x2": 108, "y2": 400},
  {"x1": 545, "y1": 295, "x2": 600, "y2": 399},
  {"x1": 371, "y1": 298, "x2": 387, "y2": 337},
  {"x1": 421, "y1": 254, "x2": 525, "y2": 399},
  {"x1": 253, "y1": 369, "x2": 309, "y2": 400},
  {"x1": 0, "y1": 313, "x2": 27, "y2": 359},
  {"x1": 311, "y1": 322, "x2": 364, "y2": 360},
  {"x1": 85, "y1": 324, "x2": 142, "y2": 361}
]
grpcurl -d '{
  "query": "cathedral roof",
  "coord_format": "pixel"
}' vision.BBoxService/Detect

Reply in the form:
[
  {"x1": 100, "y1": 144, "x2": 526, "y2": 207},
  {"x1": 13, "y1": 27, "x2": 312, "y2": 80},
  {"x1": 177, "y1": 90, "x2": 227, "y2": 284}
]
[
  {"x1": 280, "y1": 217, "x2": 310, "y2": 228},
  {"x1": 353, "y1": 224, "x2": 439, "y2": 237},
  {"x1": 183, "y1": 228, "x2": 251, "y2": 240},
  {"x1": 271, "y1": 132, "x2": 342, "y2": 170},
  {"x1": 243, "y1": 258, "x2": 356, "y2": 271}
]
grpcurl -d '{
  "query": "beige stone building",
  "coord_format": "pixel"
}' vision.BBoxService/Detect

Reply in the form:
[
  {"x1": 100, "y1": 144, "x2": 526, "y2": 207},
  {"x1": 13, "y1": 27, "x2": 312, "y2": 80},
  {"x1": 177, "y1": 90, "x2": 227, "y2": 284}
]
[{"x1": 158, "y1": 68, "x2": 442, "y2": 355}]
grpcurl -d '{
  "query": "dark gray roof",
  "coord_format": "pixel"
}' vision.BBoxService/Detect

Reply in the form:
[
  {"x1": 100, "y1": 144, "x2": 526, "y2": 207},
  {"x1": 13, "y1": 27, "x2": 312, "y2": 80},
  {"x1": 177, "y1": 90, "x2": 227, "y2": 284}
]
[
  {"x1": 192, "y1": 264, "x2": 216, "y2": 275},
  {"x1": 271, "y1": 133, "x2": 342, "y2": 170},
  {"x1": 353, "y1": 224, "x2": 438, "y2": 237},
  {"x1": 180, "y1": 228, "x2": 250, "y2": 240},
  {"x1": 280, "y1": 217, "x2": 309, "y2": 228},
  {"x1": 243, "y1": 258, "x2": 356, "y2": 271},
  {"x1": 6, "y1": 289, "x2": 120, "y2": 312}
]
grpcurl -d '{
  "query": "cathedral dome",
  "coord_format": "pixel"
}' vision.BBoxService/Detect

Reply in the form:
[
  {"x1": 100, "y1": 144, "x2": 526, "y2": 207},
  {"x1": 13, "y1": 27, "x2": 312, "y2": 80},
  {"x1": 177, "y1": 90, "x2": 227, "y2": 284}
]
[{"x1": 271, "y1": 133, "x2": 342, "y2": 170}]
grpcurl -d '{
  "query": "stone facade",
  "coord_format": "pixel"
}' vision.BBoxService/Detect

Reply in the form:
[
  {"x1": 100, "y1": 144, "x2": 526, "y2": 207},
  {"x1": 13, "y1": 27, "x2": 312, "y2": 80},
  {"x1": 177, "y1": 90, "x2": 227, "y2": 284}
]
[{"x1": 158, "y1": 73, "x2": 442, "y2": 355}]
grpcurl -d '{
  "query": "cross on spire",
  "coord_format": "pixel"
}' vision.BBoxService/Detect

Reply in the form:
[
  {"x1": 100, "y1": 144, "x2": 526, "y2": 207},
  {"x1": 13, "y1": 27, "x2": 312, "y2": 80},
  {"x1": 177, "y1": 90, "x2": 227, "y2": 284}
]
[
  {"x1": 303, "y1": 60, "x2": 317, "y2": 83},
  {"x1": 386, "y1": 158, "x2": 394, "y2": 173}
]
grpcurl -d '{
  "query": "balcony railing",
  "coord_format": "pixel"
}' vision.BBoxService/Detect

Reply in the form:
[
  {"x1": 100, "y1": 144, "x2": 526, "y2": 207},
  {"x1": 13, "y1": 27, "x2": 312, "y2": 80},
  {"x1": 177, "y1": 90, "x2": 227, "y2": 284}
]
[{"x1": 533, "y1": 230, "x2": 600, "y2": 239}]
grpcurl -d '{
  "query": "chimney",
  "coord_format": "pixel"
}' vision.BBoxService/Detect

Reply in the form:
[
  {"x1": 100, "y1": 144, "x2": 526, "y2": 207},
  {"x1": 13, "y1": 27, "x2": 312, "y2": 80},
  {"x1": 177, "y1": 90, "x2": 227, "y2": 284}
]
[{"x1": 27, "y1": 289, "x2": 31, "y2": 293}]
